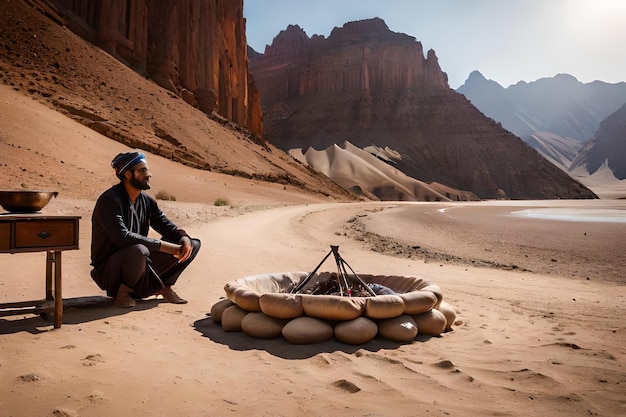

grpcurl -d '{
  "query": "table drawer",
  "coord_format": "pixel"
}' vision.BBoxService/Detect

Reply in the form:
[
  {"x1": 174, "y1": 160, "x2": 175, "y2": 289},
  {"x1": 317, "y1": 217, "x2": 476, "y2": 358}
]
[
  {"x1": 0, "y1": 223, "x2": 9, "y2": 250},
  {"x1": 14, "y1": 219, "x2": 78, "y2": 249}
]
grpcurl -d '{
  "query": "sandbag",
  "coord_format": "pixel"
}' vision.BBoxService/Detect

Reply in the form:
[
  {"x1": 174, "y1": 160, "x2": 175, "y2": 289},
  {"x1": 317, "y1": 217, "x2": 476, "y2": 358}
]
[
  {"x1": 300, "y1": 294, "x2": 366, "y2": 321},
  {"x1": 282, "y1": 316, "x2": 333, "y2": 344},
  {"x1": 221, "y1": 305, "x2": 248, "y2": 332},
  {"x1": 420, "y1": 284, "x2": 443, "y2": 308},
  {"x1": 435, "y1": 300, "x2": 458, "y2": 332},
  {"x1": 377, "y1": 315, "x2": 418, "y2": 342},
  {"x1": 225, "y1": 284, "x2": 262, "y2": 312},
  {"x1": 412, "y1": 309, "x2": 447, "y2": 336},
  {"x1": 241, "y1": 312, "x2": 289, "y2": 339},
  {"x1": 210, "y1": 298, "x2": 235, "y2": 323},
  {"x1": 334, "y1": 317, "x2": 378, "y2": 345},
  {"x1": 259, "y1": 293, "x2": 304, "y2": 319},
  {"x1": 364, "y1": 294, "x2": 405, "y2": 319},
  {"x1": 400, "y1": 290, "x2": 438, "y2": 314}
]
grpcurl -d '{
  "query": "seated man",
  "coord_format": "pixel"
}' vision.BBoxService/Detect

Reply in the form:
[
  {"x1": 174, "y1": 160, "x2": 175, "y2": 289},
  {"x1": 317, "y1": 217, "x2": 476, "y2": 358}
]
[{"x1": 90, "y1": 151, "x2": 201, "y2": 307}]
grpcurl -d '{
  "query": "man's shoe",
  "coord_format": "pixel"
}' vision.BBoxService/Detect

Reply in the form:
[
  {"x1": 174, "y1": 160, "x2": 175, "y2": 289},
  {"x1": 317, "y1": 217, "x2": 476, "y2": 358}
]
[
  {"x1": 160, "y1": 287, "x2": 187, "y2": 304},
  {"x1": 113, "y1": 292, "x2": 136, "y2": 308}
]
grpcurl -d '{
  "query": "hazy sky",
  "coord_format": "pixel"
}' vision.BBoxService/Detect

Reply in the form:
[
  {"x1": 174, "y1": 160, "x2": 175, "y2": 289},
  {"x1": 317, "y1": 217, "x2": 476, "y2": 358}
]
[{"x1": 244, "y1": 0, "x2": 626, "y2": 89}]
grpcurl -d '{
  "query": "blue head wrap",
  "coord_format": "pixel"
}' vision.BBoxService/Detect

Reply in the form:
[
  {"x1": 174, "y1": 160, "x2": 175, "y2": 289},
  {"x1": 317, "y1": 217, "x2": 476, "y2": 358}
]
[{"x1": 112, "y1": 152, "x2": 146, "y2": 178}]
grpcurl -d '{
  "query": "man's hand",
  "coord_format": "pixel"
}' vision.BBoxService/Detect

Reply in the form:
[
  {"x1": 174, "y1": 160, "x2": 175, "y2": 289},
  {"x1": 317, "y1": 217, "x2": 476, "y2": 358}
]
[
  {"x1": 159, "y1": 237, "x2": 193, "y2": 263},
  {"x1": 177, "y1": 236, "x2": 193, "y2": 263}
]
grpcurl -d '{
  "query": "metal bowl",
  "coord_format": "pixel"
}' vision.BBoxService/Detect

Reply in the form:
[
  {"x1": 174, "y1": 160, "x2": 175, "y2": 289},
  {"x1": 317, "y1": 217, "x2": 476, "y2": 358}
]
[{"x1": 0, "y1": 190, "x2": 59, "y2": 213}]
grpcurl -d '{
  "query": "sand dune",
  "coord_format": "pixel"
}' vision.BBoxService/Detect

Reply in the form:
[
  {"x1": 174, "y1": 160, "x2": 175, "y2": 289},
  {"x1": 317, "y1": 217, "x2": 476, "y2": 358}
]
[
  {"x1": 572, "y1": 163, "x2": 626, "y2": 200},
  {"x1": 291, "y1": 141, "x2": 471, "y2": 201}
]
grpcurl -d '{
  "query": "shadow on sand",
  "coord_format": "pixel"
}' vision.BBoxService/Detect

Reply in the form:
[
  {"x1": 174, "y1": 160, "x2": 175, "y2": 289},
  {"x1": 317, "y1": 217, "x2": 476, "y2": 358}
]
[
  {"x1": 0, "y1": 296, "x2": 161, "y2": 335},
  {"x1": 192, "y1": 316, "x2": 436, "y2": 359}
]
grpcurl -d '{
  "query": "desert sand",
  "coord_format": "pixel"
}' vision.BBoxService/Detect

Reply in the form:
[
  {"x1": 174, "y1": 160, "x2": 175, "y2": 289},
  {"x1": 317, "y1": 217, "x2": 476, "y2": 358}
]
[{"x1": 1, "y1": 86, "x2": 625, "y2": 417}]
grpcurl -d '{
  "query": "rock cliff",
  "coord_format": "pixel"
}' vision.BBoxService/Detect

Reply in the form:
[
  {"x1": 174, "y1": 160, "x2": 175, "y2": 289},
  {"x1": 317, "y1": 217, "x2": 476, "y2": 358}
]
[
  {"x1": 252, "y1": 19, "x2": 448, "y2": 107},
  {"x1": 249, "y1": 19, "x2": 597, "y2": 200},
  {"x1": 50, "y1": 0, "x2": 262, "y2": 137},
  {"x1": 570, "y1": 103, "x2": 626, "y2": 180}
]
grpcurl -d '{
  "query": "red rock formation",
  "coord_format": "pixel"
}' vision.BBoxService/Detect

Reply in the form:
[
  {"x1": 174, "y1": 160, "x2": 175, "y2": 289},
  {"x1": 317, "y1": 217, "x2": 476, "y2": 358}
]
[
  {"x1": 50, "y1": 0, "x2": 262, "y2": 137},
  {"x1": 249, "y1": 18, "x2": 597, "y2": 200},
  {"x1": 252, "y1": 19, "x2": 447, "y2": 106}
]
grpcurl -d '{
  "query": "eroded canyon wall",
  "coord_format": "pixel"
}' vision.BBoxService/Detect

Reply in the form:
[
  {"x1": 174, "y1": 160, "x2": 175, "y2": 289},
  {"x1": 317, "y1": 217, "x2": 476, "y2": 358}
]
[
  {"x1": 252, "y1": 18, "x2": 447, "y2": 107},
  {"x1": 51, "y1": 0, "x2": 262, "y2": 137}
]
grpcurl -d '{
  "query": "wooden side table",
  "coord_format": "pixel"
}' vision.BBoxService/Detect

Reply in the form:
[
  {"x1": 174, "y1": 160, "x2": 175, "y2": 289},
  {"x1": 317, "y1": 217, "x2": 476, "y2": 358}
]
[{"x1": 0, "y1": 214, "x2": 80, "y2": 328}]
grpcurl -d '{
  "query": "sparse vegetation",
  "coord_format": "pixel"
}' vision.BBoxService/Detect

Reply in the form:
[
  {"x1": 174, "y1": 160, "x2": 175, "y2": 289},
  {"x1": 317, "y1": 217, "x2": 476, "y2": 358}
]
[
  {"x1": 155, "y1": 190, "x2": 176, "y2": 201},
  {"x1": 214, "y1": 197, "x2": 230, "y2": 206}
]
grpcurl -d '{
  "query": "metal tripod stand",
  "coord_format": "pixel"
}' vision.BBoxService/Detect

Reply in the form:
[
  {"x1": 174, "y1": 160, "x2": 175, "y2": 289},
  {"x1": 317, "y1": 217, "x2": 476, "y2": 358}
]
[{"x1": 290, "y1": 245, "x2": 376, "y2": 296}]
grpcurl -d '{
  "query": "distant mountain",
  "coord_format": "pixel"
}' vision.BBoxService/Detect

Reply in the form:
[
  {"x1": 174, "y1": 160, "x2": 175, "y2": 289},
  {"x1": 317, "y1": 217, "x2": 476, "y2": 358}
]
[
  {"x1": 571, "y1": 103, "x2": 626, "y2": 180},
  {"x1": 458, "y1": 71, "x2": 626, "y2": 180},
  {"x1": 457, "y1": 71, "x2": 626, "y2": 144},
  {"x1": 249, "y1": 19, "x2": 597, "y2": 200}
]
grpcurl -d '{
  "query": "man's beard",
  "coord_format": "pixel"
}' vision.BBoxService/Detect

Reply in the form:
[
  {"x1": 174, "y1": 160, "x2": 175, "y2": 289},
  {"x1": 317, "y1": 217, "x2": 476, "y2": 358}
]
[{"x1": 130, "y1": 174, "x2": 150, "y2": 190}]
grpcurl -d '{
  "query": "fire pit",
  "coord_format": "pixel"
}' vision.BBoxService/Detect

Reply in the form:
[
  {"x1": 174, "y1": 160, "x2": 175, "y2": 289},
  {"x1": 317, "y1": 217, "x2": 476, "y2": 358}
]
[{"x1": 210, "y1": 246, "x2": 458, "y2": 345}]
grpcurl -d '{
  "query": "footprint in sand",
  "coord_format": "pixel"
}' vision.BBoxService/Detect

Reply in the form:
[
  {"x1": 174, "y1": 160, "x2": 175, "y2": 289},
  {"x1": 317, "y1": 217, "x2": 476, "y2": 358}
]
[
  {"x1": 434, "y1": 360, "x2": 455, "y2": 370},
  {"x1": 82, "y1": 354, "x2": 105, "y2": 366},
  {"x1": 333, "y1": 379, "x2": 361, "y2": 393},
  {"x1": 16, "y1": 373, "x2": 43, "y2": 382},
  {"x1": 87, "y1": 390, "x2": 106, "y2": 404},
  {"x1": 52, "y1": 408, "x2": 78, "y2": 417}
]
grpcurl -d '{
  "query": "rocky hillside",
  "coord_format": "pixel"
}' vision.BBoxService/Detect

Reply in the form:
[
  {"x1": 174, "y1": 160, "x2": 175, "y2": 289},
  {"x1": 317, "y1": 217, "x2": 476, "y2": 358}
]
[
  {"x1": 524, "y1": 132, "x2": 582, "y2": 172},
  {"x1": 0, "y1": 0, "x2": 354, "y2": 201},
  {"x1": 570, "y1": 103, "x2": 626, "y2": 180},
  {"x1": 249, "y1": 19, "x2": 597, "y2": 200}
]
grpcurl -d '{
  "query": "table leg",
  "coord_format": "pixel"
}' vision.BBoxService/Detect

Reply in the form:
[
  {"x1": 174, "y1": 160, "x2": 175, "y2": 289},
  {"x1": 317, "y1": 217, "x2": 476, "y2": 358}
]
[
  {"x1": 53, "y1": 251, "x2": 62, "y2": 329},
  {"x1": 46, "y1": 251, "x2": 54, "y2": 300}
]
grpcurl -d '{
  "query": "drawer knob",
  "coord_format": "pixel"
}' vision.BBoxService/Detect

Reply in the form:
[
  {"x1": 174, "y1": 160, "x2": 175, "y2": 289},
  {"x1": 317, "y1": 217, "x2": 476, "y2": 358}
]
[{"x1": 38, "y1": 231, "x2": 51, "y2": 239}]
